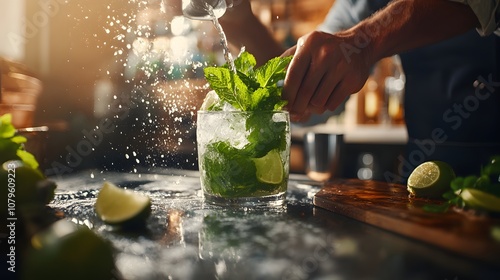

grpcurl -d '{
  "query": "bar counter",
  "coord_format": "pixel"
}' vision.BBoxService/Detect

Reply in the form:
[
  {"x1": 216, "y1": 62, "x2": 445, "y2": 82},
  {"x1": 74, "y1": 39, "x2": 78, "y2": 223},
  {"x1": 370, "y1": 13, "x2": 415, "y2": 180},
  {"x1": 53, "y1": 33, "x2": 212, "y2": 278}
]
[{"x1": 49, "y1": 169, "x2": 500, "y2": 280}]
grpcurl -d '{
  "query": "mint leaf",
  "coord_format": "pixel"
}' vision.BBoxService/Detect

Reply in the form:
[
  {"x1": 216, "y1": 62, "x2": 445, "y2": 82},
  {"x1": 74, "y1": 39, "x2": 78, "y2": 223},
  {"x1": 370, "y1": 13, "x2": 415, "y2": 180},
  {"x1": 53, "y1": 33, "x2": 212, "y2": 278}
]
[
  {"x1": 463, "y1": 175, "x2": 478, "y2": 189},
  {"x1": 201, "y1": 141, "x2": 258, "y2": 197},
  {"x1": 234, "y1": 51, "x2": 256, "y2": 76},
  {"x1": 232, "y1": 72, "x2": 252, "y2": 111},
  {"x1": 251, "y1": 87, "x2": 288, "y2": 111},
  {"x1": 11, "y1": 135, "x2": 28, "y2": 144},
  {"x1": 0, "y1": 113, "x2": 40, "y2": 168},
  {"x1": 244, "y1": 112, "x2": 287, "y2": 158},
  {"x1": 204, "y1": 67, "x2": 250, "y2": 110},
  {"x1": 0, "y1": 114, "x2": 16, "y2": 138},
  {"x1": 237, "y1": 70, "x2": 260, "y2": 93},
  {"x1": 250, "y1": 88, "x2": 270, "y2": 111},
  {"x1": 17, "y1": 149, "x2": 39, "y2": 169},
  {"x1": 442, "y1": 190, "x2": 456, "y2": 200},
  {"x1": 255, "y1": 56, "x2": 292, "y2": 88},
  {"x1": 274, "y1": 100, "x2": 288, "y2": 111},
  {"x1": 450, "y1": 177, "x2": 464, "y2": 191}
]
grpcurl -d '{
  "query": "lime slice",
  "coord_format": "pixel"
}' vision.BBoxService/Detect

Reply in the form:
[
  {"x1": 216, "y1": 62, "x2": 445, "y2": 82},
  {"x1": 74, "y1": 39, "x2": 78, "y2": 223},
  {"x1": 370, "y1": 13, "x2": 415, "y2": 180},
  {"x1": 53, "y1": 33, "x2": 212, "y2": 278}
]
[
  {"x1": 407, "y1": 161, "x2": 455, "y2": 198},
  {"x1": 24, "y1": 219, "x2": 115, "y2": 280},
  {"x1": 252, "y1": 149, "x2": 284, "y2": 184},
  {"x1": 200, "y1": 90, "x2": 220, "y2": 111},
  {"x1": 95, "y1": 181, "x2": 151, "y2": 226},
  {"x1": 460, "y1": 188, "x2": 500, "y2": 212}
]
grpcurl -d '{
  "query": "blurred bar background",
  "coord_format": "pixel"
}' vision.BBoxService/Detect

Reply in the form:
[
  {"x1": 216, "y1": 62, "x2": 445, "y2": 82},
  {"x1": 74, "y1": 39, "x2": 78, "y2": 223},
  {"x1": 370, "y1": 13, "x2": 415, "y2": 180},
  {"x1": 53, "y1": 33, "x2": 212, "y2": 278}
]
[{"x1": 0, "y1": 0, "x2": 406, "y2": 181}]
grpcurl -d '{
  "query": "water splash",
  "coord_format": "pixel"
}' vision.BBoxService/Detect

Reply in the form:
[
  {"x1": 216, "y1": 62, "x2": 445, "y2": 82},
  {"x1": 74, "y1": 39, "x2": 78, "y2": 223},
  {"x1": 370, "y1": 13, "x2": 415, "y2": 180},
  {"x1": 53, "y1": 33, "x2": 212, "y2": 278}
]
[
  {"x1": 96, "y1": 0, "x2": 223, "y2": 171},
  {"x1": 160, "y1": 0, "x2": 167, "y2": 14}
]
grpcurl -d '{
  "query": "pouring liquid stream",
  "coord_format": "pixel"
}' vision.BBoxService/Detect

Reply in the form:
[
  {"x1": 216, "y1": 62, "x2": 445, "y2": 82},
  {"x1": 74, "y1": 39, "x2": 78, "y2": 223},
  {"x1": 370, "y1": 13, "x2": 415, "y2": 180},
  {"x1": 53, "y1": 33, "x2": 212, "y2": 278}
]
[
  {"x1": 206, "y1": 4, "x2": 236, "y2": 73},
  {"x1": 204, "y1": 3, "x2": 246, "y2": 109}
]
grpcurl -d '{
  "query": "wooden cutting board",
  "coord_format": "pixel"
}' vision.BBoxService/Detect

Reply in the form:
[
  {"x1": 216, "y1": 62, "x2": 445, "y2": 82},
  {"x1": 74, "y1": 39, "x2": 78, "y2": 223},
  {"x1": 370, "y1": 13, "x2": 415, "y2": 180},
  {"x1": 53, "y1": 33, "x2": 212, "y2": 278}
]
[{"x1": 313, "y1": 179, "x2": 500, "y2": 266}]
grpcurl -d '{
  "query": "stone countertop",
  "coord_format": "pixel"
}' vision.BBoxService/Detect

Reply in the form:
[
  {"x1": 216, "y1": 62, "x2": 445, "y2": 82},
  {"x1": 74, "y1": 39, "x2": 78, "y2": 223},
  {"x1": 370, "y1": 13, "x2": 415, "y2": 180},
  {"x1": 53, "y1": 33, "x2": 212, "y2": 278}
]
[{"x1": 49, "y1": 169, "x2": 499, "y2": 280}]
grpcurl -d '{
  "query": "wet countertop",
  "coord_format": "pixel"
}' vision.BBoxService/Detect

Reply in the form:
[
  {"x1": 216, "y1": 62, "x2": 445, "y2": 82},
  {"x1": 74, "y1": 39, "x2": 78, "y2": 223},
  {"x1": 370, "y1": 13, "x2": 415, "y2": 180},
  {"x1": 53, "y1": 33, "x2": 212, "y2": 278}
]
[{"x1": 50, "y1": 169, "x2": 500, "y2": 280}]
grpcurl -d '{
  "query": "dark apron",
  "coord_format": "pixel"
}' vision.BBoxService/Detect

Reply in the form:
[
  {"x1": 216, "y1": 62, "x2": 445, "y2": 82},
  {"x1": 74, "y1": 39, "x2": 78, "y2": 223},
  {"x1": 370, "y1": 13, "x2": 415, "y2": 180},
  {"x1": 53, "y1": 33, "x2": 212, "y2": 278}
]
[{"x1": 400, "y1": 31, "x2": 500, "y2": 178}]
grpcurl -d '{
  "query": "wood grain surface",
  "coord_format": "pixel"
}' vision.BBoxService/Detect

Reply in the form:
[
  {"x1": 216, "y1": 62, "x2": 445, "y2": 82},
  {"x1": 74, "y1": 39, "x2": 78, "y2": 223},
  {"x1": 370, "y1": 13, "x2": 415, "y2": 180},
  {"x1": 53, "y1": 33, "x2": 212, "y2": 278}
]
[{"x1": 313, "y1": 179, "x2": 500, "y2": 266}]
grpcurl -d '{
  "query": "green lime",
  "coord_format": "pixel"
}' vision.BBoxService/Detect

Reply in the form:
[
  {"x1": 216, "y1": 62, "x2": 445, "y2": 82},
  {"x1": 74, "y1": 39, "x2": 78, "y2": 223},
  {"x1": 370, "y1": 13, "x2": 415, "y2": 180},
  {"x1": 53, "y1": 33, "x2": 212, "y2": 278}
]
[
  {"x1": 492, "y1": 226, "x2": 500, "y2": 242},
  {"x1": 95, "y1": 181, "x2": 151, "y2": 226},
  {"x1": 23, "y1": 219, "x2": 116, "y2": 280},
  {"x1": 460, "y1": 188, "x2": 500, "y2": 212},
  {"x1": 0, "y1": 160, "x2": 54, "y2": 211},
  {"x1": 407, "y1": 161, "x2": 456, "y2": 198},
  {"x1": 252, "y1": 149, "x2": 284, "y2": 184}
]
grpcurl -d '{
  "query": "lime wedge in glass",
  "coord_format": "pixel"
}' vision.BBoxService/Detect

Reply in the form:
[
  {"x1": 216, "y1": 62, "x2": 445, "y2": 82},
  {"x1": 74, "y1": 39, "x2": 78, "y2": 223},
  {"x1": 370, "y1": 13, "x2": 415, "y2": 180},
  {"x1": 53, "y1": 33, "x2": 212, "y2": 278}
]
[
  {"x1": 407, "y1": 161, "x2": 456, "y2": 198},
  {"x1": 200, "y1": 90, "x2": 220, "y2": 111},
  {"x1": 461, "y1": 188, "x2": 500, "y2": 212},
  {"x1": 95, "y1": 181, "x2": 151, "y2": 226},
  {"x1": 253, "y1": 149, "x2": 284, "y2": 184}
]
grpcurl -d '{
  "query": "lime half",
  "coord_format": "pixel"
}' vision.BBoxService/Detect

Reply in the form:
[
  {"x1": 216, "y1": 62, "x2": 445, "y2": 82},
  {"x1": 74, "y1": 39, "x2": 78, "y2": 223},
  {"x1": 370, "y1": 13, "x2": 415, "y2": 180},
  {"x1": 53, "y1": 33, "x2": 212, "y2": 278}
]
[
  {"x1": 1, "y1": 160, "x2": 47, "y2": 205},
  {"x1": 24, "y1": 219, "x2": 115, "y2": 280},
  {"x1": 407, "y1": 161, "x2": 455, "y2": 198},
  {"x1": 461, "y1": 188, "x2": 500, "y2": 212},
  {"x1": 95, "y1": 181, "x2": 151, "y2": 226},
  {"x1": 253, "y1": 149, "x2": 284, "y2": 184}
]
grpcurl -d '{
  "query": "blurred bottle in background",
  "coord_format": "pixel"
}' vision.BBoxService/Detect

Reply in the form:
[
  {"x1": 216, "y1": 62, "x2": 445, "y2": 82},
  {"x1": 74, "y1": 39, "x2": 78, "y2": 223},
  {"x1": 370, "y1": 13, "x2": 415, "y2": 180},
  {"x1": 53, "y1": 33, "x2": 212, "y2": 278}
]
[
  {"x1": 384, "y1": 55, "x2": 405, "y2": 125},
  {"x1": 356, "y1": 55, "x2": 405, "y2": 126}
]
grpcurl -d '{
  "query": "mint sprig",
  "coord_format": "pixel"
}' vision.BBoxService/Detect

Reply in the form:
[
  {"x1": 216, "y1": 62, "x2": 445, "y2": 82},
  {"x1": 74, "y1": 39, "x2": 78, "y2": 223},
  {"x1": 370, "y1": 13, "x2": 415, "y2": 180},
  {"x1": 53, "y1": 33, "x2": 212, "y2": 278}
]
[
  {"x1": 423, "y1": 156, "x2": 500, "y2": 213},
  {"x1": 203, "y1": 51, "x2": 292, "y2": 111},
  {"x1": 0, "y1": 114, "x2": 39, "y2": 169}
]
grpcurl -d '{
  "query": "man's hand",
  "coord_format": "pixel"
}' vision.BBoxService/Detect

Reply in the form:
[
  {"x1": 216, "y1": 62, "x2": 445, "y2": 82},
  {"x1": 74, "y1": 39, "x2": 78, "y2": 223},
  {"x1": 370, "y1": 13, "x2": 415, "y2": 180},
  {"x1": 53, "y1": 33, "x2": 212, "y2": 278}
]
[{"x1": 282, "y1": 31, "x2": 372, "y2": 120}]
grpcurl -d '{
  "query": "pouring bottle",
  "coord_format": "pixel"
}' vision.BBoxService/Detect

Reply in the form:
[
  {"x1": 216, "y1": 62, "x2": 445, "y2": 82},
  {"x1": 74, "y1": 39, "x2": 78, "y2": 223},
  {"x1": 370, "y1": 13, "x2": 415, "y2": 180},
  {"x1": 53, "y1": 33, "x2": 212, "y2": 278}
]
[{"x1": 182, "y1": 0, "x2": 232, "y2": 20}]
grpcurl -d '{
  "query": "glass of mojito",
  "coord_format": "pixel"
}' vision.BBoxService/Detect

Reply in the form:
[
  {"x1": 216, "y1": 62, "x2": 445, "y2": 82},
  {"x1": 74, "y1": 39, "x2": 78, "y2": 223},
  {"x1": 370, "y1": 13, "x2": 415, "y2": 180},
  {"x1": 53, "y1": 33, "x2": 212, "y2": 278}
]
[
  {"x1": 197, "y1": 110, "x2": 290, "y2": 206},
  {"x1": 196, "y1": 51, "x2": 292, "y2": 207}
]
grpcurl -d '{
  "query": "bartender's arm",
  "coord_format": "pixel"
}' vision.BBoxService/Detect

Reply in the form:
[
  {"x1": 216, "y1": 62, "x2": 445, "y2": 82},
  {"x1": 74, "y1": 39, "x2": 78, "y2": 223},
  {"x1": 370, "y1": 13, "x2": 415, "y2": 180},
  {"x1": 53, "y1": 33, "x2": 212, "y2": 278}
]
[
  {"x1": 220, "y1": 0, "x2": 497, "y2": 119},
  {"x1": 282, "y1": 0, "x2": 492, "y2": 118},
  {"x1": 218, "y1": 0, "x2": 284, "y2": 65}
]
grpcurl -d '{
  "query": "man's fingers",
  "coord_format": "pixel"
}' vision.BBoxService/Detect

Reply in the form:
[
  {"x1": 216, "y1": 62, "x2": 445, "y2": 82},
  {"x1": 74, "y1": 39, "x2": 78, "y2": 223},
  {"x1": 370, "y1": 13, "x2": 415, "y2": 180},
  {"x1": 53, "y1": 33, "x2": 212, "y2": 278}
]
[
  {"x1": 283, "y1": 39, "x2": 310, "y2": 111},
  {"x1": 290, "y1": 111, "x2": 312, "y2": 123},
  {"x1": 290, "y1": 60, "x2": 327, "y2": 114},
  {"x1": 325, "y1": 80, "x2": 349, "y2": 111},
  {"x1": 310, "y1": 71, "x2": 339, "y2": 109}
]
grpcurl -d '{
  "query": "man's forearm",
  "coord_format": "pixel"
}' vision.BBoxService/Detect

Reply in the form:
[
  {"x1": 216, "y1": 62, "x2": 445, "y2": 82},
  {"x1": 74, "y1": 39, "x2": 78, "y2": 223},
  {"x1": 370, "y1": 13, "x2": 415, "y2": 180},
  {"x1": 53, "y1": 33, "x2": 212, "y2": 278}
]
[
  {"x1": 219, "y1": 11, "x2": 284, "y2": 65},
  {"x1": 344, "y1": 0, "x2": 480, "y2": 65}
]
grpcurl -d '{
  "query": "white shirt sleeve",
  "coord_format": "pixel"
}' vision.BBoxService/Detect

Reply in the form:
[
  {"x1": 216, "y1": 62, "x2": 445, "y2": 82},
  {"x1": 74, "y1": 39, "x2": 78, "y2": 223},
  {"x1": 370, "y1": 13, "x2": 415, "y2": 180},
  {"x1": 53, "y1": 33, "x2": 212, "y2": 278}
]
[{"x1": 449, "y1": 0, "x2": 500, "y2": 36}]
